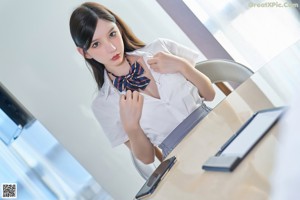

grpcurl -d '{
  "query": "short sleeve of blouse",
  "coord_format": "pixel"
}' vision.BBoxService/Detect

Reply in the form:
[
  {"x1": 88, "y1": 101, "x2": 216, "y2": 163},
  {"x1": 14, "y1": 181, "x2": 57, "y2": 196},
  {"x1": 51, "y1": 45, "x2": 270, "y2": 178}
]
[{"x1": 158, "y1": 38, "x2": 202, "y2": 66}]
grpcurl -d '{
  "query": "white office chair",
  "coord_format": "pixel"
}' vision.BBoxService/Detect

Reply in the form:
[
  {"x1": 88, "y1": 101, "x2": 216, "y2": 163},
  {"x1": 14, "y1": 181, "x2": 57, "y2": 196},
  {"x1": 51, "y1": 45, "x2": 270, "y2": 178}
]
[{"x1": 195, "y1": 59, "x2": 254, "y2": 95}]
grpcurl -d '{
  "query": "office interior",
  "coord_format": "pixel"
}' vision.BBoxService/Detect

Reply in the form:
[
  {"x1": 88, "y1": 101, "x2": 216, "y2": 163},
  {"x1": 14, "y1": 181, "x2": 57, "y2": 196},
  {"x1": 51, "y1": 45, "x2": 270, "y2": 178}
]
[{"x1": 0, "y1": 0, "x2": 300, "y2": 199}]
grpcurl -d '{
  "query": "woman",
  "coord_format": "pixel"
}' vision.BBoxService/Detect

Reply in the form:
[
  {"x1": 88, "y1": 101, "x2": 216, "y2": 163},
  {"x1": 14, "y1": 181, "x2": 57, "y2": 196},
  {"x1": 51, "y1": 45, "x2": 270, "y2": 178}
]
[{"x1": 69, "y1": 2, "x2": 215, "y2": 164}]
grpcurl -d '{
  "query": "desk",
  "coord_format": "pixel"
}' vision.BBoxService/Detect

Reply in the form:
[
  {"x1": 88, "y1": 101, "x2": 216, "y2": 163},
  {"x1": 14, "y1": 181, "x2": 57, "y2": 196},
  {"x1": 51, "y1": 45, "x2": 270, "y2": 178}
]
[{"x1": 145, "y1": 41, "x2": 300, "y2": 200}]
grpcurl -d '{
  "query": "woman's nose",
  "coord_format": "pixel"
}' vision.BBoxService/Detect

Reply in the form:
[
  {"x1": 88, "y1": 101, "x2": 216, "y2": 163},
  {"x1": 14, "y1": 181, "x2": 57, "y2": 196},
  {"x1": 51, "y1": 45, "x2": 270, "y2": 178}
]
[{"x1": 105, "y1": 42, "x2": 116, "y2": 52}]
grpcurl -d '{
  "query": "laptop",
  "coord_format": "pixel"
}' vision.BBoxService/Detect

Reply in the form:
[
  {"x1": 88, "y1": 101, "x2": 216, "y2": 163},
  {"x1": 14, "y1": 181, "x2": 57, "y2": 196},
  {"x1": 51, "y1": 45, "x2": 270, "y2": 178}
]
[{"x1": 202, "y1": 106, "x2": 287, "y2": 172}]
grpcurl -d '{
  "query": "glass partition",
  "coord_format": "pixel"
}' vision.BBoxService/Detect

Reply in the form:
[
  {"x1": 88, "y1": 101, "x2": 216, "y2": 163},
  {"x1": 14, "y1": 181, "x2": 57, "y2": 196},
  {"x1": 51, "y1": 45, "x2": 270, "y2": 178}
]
[{"x1": 0, "y1": 83, "x2": 113, "y2": 200}]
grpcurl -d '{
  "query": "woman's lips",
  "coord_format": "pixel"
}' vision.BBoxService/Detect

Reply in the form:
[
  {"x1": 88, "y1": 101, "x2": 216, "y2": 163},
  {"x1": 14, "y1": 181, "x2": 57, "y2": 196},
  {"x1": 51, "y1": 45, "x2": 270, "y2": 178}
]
[{"x1": 112, "y1": 54, "x2": 120, "y2": 61}]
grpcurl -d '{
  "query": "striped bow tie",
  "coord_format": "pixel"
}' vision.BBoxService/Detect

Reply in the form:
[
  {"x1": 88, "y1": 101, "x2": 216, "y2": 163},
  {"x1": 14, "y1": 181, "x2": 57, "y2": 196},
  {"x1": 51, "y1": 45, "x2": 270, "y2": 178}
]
[{"x1": 111, "y1": 61, "x2": 150, "y2": 92}]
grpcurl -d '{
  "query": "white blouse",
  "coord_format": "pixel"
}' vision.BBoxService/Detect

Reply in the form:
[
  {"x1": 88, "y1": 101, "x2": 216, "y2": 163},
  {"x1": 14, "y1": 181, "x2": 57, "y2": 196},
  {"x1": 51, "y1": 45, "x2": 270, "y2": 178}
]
[{"x1": 92, "y1": 38, "x2": 204, "y2": 147}]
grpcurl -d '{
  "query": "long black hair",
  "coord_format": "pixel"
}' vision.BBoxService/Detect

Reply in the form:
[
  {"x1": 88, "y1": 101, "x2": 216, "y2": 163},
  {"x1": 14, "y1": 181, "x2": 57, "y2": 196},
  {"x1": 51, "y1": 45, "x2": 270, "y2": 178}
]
[{"x1": 69, "y1": 2, "x2": 145, "y2": 89}]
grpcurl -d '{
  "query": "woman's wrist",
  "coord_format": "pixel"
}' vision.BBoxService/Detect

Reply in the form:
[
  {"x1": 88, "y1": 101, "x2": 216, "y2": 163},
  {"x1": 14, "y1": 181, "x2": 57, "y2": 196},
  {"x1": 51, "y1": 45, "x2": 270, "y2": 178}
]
[
  {"x1": 178, "y1": 59, "x2": 192, "y2": 77},
  {"x1": 125, "y1": 123, "x2": 142, "y2": 136}
]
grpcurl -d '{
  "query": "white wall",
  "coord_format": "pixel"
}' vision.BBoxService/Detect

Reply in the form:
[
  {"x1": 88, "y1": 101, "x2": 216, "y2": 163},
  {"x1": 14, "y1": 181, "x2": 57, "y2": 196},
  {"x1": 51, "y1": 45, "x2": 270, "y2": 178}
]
[{"x1": 0, "y1": 1, "x2": 204, "y2": 199}]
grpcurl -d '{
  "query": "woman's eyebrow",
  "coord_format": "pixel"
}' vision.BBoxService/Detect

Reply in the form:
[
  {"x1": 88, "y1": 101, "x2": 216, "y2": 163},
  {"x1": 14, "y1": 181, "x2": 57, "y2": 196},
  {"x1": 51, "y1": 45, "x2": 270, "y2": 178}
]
[{"x1": 91, "y1": 27, "x2": 115, "y2": 43}]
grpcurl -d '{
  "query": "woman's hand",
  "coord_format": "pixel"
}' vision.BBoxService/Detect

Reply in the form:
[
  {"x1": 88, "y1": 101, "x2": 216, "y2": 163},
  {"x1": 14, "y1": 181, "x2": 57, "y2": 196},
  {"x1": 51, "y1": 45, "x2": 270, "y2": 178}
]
[
  {"x1": 120, "y1": 90, "x2": 155, "y2": 164},
  {"x1": 148, "y1": 51, "x2": 215, "y2": 101},
  {"x1": 147, "y1": 51, "x2": 187, "y2": 74},
  {"x1": 119, "y1": 90, "x2": 144, "y2": 134}
]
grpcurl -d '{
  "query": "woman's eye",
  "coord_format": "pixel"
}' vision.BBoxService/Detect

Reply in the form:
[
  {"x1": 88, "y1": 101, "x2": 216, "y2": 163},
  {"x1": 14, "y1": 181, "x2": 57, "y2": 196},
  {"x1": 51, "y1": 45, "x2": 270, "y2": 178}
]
[
  {"x1": 110, "y1": 31, "x2": 117, "y2": 37},
  {"x1": 92, "y1": 42, "x2": 99, "y2": 48}
]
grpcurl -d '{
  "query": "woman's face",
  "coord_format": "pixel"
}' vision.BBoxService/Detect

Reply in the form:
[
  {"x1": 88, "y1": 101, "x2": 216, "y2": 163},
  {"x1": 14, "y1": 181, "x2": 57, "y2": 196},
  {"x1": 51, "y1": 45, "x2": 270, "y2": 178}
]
[{"x1": 85, "y1": 19, "x2": 125, "y2": 74}]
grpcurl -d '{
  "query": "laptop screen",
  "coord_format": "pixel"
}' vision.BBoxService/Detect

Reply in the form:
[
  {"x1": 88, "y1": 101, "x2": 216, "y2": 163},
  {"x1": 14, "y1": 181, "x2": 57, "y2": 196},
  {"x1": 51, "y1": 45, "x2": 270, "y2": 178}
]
[{"x1": 220, "y1": 107, "x2": 285, "y2": 158}]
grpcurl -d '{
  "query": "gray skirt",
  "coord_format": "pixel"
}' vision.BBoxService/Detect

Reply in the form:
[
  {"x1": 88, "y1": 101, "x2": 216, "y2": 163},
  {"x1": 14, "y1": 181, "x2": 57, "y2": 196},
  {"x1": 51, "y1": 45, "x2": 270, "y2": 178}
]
[{"x1": 158, "y1": 103, "x2": 211, "y2": 159}]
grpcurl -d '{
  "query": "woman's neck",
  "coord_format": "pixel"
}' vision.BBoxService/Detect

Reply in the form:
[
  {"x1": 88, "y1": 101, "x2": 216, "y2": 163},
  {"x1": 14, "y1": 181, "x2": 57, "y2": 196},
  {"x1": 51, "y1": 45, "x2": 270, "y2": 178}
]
[{"x1": 107, "y1": 56, "x2": 131, "y2": 77}]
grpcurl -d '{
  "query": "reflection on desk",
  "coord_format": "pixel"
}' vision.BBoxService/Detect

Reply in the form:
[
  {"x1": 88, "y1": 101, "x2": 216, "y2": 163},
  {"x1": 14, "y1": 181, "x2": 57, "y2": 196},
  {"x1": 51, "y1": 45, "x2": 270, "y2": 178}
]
[{"x1": 143, "y1": 40, "x2": 300, "y2": 200}]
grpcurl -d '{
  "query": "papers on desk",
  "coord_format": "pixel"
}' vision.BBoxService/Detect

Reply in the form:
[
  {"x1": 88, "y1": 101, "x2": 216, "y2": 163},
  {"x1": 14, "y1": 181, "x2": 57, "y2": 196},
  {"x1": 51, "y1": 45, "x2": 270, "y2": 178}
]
[{"x1": 202, "y1": 106, "x2": 287, "y2": 172}]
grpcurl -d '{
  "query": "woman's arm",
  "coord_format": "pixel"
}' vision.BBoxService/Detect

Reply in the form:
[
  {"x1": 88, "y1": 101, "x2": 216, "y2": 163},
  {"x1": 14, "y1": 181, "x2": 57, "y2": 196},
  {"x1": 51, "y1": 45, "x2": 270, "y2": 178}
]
[
  {"x1": 124, "y1": 133, "x2": 155, "y2": 164},
  {"x1": 147, "y1": 52, "x2": 215, "y2": 101},
  {"x1": 180, "y1": 58, "x2": 215, "y2": 101},
  {"x1": 120, "y1": 90, "x2": 155, "y2": 164}
]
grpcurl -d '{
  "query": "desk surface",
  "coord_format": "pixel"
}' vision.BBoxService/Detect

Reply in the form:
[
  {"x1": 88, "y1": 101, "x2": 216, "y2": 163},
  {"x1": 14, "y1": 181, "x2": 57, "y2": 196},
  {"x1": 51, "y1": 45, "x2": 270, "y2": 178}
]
[{"x1": 145, "y1": 41, "x2": 300, "y2": 200}]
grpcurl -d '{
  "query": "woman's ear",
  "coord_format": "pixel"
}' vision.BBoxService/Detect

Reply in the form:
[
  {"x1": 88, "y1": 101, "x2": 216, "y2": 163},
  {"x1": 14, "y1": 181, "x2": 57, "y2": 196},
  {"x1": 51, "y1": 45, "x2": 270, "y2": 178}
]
[{"x1": 77, "y1": 47, "x2": 92, "y2": 59}]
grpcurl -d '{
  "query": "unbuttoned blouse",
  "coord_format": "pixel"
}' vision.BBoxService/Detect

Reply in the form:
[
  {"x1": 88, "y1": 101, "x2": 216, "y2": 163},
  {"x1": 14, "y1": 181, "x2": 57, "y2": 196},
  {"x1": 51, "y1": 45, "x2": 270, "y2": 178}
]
[{"x1": 92, "y1": 38, "x2": 204, "y2": 147}]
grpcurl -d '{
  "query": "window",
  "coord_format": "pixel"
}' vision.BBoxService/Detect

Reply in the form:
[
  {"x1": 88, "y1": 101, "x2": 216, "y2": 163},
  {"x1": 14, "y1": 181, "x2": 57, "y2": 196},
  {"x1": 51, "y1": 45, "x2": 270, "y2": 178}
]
[{"x1": 158, "y1": 0, "x2": 300, "y2": 71}]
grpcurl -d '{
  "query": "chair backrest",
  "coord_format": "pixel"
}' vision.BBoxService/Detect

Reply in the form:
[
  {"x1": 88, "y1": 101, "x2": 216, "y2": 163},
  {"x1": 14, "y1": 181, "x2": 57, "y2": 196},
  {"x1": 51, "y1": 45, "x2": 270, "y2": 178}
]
[{"x1": 195, "y1": 59, "x2": 254, "y2": 95}]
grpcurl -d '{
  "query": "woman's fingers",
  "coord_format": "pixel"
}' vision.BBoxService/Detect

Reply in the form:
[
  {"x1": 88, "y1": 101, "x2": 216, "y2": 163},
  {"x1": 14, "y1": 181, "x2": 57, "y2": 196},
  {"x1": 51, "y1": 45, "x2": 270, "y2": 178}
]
[
  {"x1": 147, "y1": 51, "x2": 182, "y2": 74},
  {"x1": 121, "y1": 90, "x2": 143, "y2": 103},
  {"x1": 147, "y1": 58, "x2": 159, "y2": 72},
  {"x1": 147, "y1": 57, "x2": 157, "y2": 65},
  {"x1": 138, "y1": 93, "x2": 144, "y2": 109},
  {"x1": 119, "y1": 90, "x2": 144, "y2": 132},
  {"x1": 125, "y1": 90, "x2": 132, "y2": 99},
  {"x1": 132, "y1": 91, "x2": 144, "y2": 106},
  {"x1": 132, "y1": 90, "x2": 138, "y2": 99}
]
